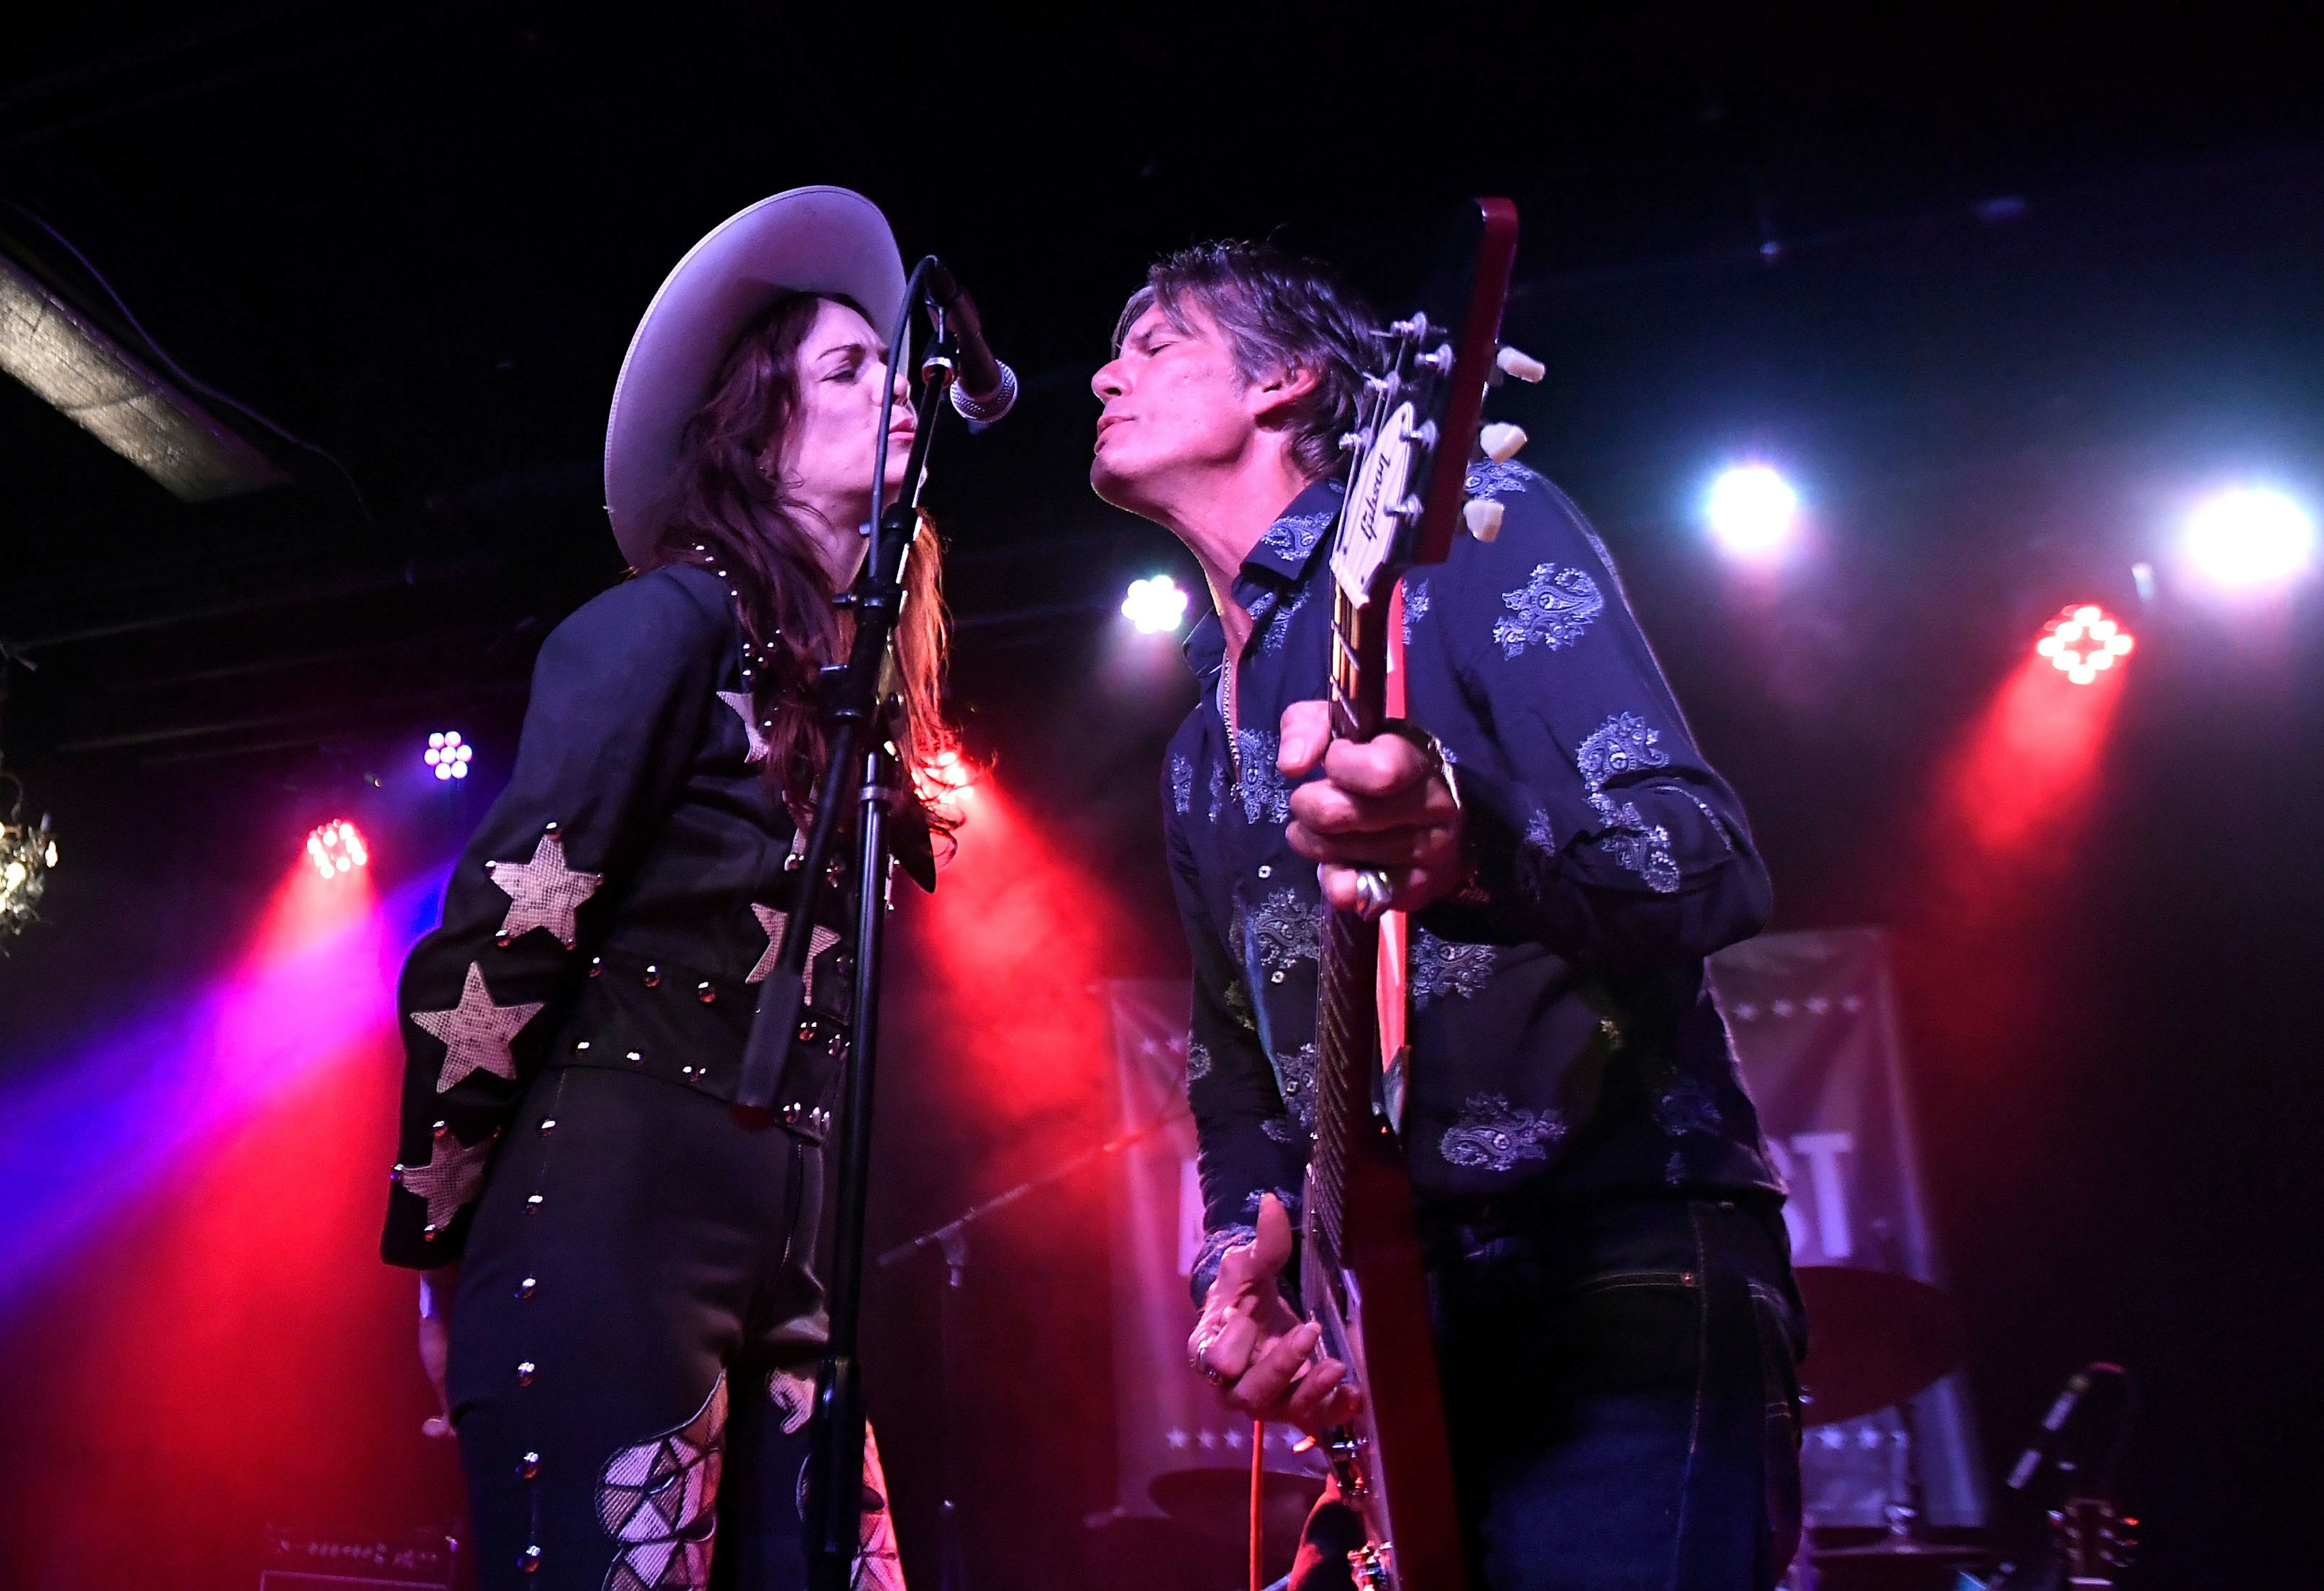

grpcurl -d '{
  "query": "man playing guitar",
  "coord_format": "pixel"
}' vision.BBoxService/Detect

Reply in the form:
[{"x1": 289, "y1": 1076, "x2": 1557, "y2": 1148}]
[{"x1": 1090, "y1": 239, "x2": 1806, "y2": 1589}]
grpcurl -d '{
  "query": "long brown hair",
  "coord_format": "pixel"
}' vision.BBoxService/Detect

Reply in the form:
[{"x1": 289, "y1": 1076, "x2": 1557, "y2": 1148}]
[{"x1": 643, "y1": 292, "x2": 956, "y2": 835}]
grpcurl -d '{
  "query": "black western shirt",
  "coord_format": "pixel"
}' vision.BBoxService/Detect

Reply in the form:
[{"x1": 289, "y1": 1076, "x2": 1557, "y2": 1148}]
[
  {"x1": 1164, "y1": 465, "x2": 1784, "y2": 1302},
  {"x1": 381, "y1": 563, "x2": 918, "y2": 1268}
]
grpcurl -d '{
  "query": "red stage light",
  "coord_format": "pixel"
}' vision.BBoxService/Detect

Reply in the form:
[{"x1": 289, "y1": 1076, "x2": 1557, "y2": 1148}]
[
  {"x1": 304, "y1": 820, "x2": 369, "y2": 879},
  {"x1": 911, "y1": 749, "x2": 978, "y2": 825},
  {"x1": 2034, "y1": 604, "x2": 2135, "y2": 685}
]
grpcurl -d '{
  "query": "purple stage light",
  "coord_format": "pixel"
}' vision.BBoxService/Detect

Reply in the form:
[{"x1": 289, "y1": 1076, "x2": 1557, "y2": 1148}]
[{"x1": 424, "y1": 730, "x2": 474, "y2": 781}]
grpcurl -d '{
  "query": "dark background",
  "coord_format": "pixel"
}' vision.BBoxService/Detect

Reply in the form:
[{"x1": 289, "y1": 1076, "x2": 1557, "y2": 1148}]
[{"x1": 2, "y1": 3, "x2": 2321, "y2": 1587}]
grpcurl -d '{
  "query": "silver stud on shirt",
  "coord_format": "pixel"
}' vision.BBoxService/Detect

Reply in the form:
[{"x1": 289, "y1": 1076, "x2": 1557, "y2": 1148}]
[
  {"x1": 525, "y1": 1193, "x2": 543, "y2": 1212},
  {"x1": 519, "y1": 1451, "x2": 540, "y2": 1479},
  {"x1": 516, "y1": 1360, "x2": 536, "y2": 1386},
  {"x1": 517, "y1": 1276, "x2": 537, "y2": 1299},
  {"x1": 643, "y1": 965, "x2": 661, "y2": 988}
]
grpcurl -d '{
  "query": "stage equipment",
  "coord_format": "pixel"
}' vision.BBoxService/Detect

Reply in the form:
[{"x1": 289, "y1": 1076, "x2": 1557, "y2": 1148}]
[
  {"x1": 2182, "y1": 485, "x2": 2314, "y2": 590},
  {"x1": 2034, "y1": 605, "x2": 2133, "y2": 685},
  {"x1": 1705, "y1": 463, "x2": 1800, "y2": 560},
  {"x1": 1123, "y1": 574, "x2": 1190, "y2": 634},
  {"x1": 727, "y1": 254, "x2": 1001, "y2": 1591},
  {"x1": 422, "y1": 730, "x2": 473, "y2": 781},
  {"x1": 305, "y1": 820, "x2": 369, "y2": 879},
  {"x1": 1793, "y1": 1267, "x2": 1966, "y2": 1428},
  {"x1": 0, "y1": 235, "x2": 290, "y2": 501},
  {"x1": 0, "y1": 769, "x2": 57, "y2": 942},
  {"x1": 1299, "y1": 194, "x2": 1523, "y2": 1591}
]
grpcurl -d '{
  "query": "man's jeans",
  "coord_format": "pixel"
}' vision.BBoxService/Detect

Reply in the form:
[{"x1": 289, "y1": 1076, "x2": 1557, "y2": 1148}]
[{"x1": 1289, "y1": 1196, "x2": 1805, "y2": 1591}]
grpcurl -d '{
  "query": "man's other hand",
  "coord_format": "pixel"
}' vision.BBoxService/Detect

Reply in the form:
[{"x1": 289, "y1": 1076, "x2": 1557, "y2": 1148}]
[
  {"x1": 1185, "y1": 1193, "x2": 1363, "y2": 1435},
  {"x1": 1279, "y1": 701, "x2": 1466, "y2": 914}
]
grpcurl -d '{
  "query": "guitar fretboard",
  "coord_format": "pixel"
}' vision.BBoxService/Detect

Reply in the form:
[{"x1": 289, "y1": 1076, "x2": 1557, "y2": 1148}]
[{"x1": 1309, "y1": 582, "x2": 1390, "y2": 1281}]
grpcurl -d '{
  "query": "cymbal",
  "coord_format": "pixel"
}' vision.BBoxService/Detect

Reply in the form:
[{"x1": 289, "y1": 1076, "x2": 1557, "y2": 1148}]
[
  {"x1": 1811, "y1": 1538, "x2": 1989, "y2": 1563},
  {"x1": 1793, "y1": 1265, "x2": 1965, "y2": 1426},
  {"x1": 1150, "y1": 1467, "x2": 1327, "y2": 1544}
]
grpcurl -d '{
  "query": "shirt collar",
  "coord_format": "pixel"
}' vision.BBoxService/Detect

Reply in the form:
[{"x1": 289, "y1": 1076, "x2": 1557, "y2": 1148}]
[
  {"x1": 1241, "y1": 477, "x2": 1344, "y2": 582},
  {"x1": 1179, "y1": 479, "x2": 1344, "y2": 681}
]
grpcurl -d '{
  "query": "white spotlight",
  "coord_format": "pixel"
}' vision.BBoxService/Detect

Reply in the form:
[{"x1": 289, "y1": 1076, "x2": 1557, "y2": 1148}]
[
  {"x1": 1121, "y1": 574, "x2": 1190, "y2": 635},
  {"x1": 2182, "y1": 487, "x2": 2316, "y2": 591},
  {"x1": 1705, "y1": 465, "x2": 1800, "y2": 560}
]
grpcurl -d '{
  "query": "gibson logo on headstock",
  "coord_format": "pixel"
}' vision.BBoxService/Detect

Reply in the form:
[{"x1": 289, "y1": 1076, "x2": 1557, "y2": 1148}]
[{"x1": 1334, "y1": 399, "x2": 1420, "y2": 604}]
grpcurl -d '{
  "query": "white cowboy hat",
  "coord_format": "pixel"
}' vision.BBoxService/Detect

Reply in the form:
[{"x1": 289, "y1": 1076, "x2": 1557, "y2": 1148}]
[{"x1": 603, "y1": 185, "x2": 906, "y2": 565}]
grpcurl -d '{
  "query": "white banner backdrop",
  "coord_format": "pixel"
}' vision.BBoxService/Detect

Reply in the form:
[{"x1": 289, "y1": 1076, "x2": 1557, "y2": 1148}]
[{"x1": 1105, "y1": 928, "x2": 1984, "y2": 1530}]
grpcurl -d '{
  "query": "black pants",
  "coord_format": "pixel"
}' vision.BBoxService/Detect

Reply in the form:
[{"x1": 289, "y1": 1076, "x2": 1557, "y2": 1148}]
[
  {"x1": 1292, "y1": 1197, "x2": 1805, "y2": 1591},
  {"x1": 447, "y1": 1065, "x2": 901, "y2": 1591}
]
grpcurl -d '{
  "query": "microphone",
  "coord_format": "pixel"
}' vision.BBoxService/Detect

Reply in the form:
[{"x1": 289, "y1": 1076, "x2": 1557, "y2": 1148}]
[
  {"x1": 925, "y1": 261, "x2": 1018, "y2": 425},
  {"x1": 2006, "y1": 1365, "x2": 2095, "y2": 1489}
]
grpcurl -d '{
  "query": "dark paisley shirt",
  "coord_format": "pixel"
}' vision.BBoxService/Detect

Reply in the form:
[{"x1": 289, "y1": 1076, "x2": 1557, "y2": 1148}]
[{"x1": 1163, "y1": 465, "x2": 1784, "y2": 1302}]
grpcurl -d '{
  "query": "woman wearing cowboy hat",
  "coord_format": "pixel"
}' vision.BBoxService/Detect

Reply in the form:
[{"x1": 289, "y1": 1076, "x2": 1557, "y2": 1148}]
[{"x1": 380, "y1": 187, "x2": 941, "y2": 1590}]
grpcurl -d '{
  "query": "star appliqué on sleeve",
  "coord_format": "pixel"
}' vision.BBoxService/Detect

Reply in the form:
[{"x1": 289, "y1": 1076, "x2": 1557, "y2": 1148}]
[
  {"x1": 410, "y1": 962, "x2": 545, "y2": 1093},
  {"x1": 485, "y1": 830, "x2": 603, "y2": 949},
  {"x1": 749, "y1": 903, "x2": 840, "y2": 996},
  {"x1": 393, "y1": 1129, "x2": 496, "y2": 1233},
  {"x1": 719, "y1": 691, "x2": 771, "y2": 765}
]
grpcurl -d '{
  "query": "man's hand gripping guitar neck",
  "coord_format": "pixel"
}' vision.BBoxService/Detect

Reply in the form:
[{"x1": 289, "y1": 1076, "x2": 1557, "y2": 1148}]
[{"x1": 1184, "y1": 1193, "x2": 1364, "y2": 1434}]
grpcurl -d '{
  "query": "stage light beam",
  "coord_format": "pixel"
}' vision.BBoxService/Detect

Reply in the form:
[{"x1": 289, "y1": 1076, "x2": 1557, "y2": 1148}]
[
  {"x1": 1704, "y1": 465, "x2": 1800, "y2": 561},
  {"x1": 2182, "y1": 487, "x2": 2316, "y2": 591},
  {"x1": 1122, "y1": 574, "x2": 1190, "y2": 634}
]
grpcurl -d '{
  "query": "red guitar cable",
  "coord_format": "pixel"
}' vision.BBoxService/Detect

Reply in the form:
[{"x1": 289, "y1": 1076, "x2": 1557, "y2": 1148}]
[{"x1": 1249, "y1": 1419, "x2": 1267, "y2": 1591}]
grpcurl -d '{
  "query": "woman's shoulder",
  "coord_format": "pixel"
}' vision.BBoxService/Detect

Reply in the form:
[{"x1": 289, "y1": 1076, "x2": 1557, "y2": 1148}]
[{"x1": 539, "y1": 563, "x2": 735, "y2": 674}]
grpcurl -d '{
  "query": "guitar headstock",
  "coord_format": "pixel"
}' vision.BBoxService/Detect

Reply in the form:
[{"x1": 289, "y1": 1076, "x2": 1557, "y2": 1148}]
[{"x1": 1328, "y1": 198, "x2": 1528, "y2": 614}]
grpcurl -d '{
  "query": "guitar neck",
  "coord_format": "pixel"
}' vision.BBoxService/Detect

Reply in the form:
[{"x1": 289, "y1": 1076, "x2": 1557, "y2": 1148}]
[{"x1": 1310, "y1": 576, "x2": 1396, "y2": 1262}]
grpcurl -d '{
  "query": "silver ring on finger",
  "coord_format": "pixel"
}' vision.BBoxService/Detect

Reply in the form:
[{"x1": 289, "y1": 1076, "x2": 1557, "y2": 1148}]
[{"x1": 1353, "y1": 868, "x2": 1393, "y2": 920}]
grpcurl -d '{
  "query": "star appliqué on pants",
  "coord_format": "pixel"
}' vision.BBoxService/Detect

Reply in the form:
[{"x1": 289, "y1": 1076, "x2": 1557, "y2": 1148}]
[
  {"x1": 411, "y1": 962, "x2": 545, "y2": 1093},
  {"x1": 485, "y1": 829, "x2": 603, "y2": 948},
  {"x1": 749, "y1": 904, "x2": 840, "y2": 996},
  {"x1": 718, "y1": 690, "x2": 770, "y2": 765},
  {"x1": 393, "y1": 1127, "x2": 497, "y2": 1233}
]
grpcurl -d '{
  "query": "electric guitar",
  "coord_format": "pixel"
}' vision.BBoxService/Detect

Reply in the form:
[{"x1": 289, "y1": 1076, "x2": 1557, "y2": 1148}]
[{"x1": 1299, "y1": 196, "x2": 1526, "y2": 1591}]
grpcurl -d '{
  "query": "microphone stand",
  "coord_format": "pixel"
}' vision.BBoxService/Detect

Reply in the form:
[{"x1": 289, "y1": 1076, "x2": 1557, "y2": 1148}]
[{"x1": 729, "y1": 255, "x2": 955, "y2": 1591}]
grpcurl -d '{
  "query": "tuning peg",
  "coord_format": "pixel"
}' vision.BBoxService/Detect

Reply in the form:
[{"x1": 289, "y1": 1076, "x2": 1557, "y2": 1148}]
[
  {"x1": 1463, "y1": 497, "x2": 1505, "y2": 542},
  {"x1": 1479, "y1": 422, "x2": 1528, "y2": 463},
  {"x1": 1494, "y1": 345, "x2": 1546, "y2": 383}
]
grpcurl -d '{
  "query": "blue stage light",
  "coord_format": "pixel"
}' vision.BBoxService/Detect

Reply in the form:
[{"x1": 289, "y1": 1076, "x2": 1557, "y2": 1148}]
[
  {"x1": 2182, "y1": 487, "x2": 2315, "y2": 591},
  {"x1": 1705, "y1": 465, "x2": 1800, "y2": 561},
  {"x1": 1122, "y1": 575, "x2": 1190, "y2": 634}
]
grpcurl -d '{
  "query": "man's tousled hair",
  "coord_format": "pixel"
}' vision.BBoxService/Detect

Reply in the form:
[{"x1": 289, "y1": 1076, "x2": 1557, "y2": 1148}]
[{"x1": 1113, "y1": 241, "x2": 1377, "y2": 481}]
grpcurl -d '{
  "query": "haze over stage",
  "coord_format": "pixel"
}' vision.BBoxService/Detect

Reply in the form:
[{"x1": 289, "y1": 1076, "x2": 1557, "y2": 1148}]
[{"x1": 0, "y1": 7, "x2": 2320, "y2": 1590}]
